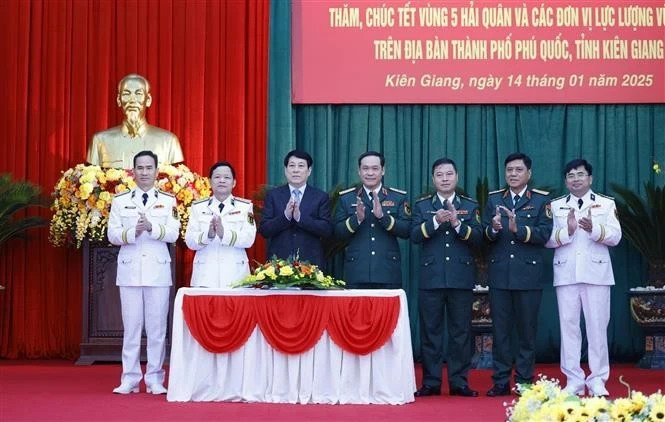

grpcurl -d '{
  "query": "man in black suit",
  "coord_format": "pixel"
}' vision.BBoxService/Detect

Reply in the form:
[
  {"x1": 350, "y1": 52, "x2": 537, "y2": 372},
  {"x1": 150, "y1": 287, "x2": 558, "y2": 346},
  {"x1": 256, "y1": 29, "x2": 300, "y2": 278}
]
[
  {"x1": 410, "y1": 158, "x2": 482, "y2": 398},
  {"x1": 259, "y1": 150, "x2": 332, "y2": 268},
  {"x1": 483, "y1": 152, "x2": 553, "y2": 396}
]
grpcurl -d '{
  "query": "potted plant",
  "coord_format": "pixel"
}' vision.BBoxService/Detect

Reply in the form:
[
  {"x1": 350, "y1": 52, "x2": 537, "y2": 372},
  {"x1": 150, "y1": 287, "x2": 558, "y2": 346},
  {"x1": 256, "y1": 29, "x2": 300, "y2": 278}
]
[
  {"x1": 611, "y1": 160, "x2": 665, "y2": 369},
  {"x1": 0, "y1": 173, "x2": 49, "y2": 289}
]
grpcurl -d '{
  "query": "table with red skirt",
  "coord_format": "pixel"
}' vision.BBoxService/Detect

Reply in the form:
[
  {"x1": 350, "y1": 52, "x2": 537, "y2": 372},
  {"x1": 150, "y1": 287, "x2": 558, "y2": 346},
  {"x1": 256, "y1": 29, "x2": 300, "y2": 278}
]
[{"x1": 166, "y1": 288, "x2": 416, "y2": 404}]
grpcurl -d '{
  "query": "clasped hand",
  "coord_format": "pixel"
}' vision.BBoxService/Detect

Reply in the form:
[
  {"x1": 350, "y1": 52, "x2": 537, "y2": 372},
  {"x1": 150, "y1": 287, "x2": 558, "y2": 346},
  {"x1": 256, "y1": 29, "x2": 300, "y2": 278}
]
[
  {"x1": 492, "y1": 205, "x2": 518, "y2": 233},
  {"x1": 207, "y1": 215, "x2": 224, "y2": 239},
  {"x1": 284, "y1": 198, "x2": 301, "y2": 221},
  {"x1": 434, "y1": 200, "x2": 459, "y2": 227},
  {"x1": 135, "y1": 213, "x2": 153, "y2": 236},
  {"x1": 356, "y1": 191, "x2": 383, "y2": 223}
]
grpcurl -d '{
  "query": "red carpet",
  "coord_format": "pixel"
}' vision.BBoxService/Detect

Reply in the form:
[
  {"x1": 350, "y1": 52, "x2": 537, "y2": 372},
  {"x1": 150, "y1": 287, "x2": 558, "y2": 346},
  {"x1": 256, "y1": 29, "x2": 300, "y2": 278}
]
[{"x1": 1, "y1": 361, "x2": 662, "y2": 421}]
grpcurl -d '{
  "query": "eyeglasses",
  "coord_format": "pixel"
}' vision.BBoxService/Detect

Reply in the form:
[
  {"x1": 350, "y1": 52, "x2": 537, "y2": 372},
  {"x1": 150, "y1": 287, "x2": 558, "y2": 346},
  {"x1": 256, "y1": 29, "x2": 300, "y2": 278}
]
[{"x1": 565, "y1": 172, "x2": 589, "y2": 180}]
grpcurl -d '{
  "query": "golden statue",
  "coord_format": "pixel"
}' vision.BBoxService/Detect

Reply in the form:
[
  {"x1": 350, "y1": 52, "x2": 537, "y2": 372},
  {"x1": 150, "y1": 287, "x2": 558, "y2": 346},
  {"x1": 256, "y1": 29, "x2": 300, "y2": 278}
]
[{"x1": 86, "y1": 74, "x2": 184, "y2": 169}]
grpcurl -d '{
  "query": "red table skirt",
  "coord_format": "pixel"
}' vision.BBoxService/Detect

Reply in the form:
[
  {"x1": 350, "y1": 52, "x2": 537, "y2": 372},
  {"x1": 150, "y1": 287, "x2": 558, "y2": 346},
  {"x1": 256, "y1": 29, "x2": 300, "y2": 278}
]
[{"x1": 182, "y1": 294, "x2": 400, "y2": 355}]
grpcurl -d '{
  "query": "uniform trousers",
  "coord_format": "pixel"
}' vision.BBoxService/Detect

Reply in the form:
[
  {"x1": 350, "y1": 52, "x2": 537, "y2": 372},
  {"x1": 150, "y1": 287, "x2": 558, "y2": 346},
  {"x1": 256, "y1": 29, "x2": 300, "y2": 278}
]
[
  {"x1": 419, "y1": 288, "x2": 473, "y2": 389},
  {"x1": 119, "y1": 286, "x2": 170, "y2": 387},
  {"x1": 489, "y1": 288, "x2": 542, "y2": 385},
  {"x1": 556, "y1": 283, "x2": 611, "y2": 391}
]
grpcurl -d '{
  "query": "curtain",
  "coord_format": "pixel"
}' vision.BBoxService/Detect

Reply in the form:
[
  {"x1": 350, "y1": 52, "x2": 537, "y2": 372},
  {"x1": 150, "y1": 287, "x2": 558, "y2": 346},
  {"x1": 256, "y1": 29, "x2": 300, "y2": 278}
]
[
  {"x1": 0, "y1": 0, "x2": 269, "y2": 358},
  {"x1": 269, "y1": 0, "x2": 665, "y2": 361}
]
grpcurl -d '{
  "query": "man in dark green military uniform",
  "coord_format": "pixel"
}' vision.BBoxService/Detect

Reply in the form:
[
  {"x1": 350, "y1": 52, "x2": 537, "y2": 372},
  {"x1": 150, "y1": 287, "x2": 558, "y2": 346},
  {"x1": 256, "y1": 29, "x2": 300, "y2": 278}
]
[
  {"x1": 483, "y1": 152, "x2": 553, "y2": 396},
  {"x1": 334, "y1": 151, "x2": 411, "y2": 289},
  {"x1": 411, "y1": 158, "x2": 483, "y2": 398}
]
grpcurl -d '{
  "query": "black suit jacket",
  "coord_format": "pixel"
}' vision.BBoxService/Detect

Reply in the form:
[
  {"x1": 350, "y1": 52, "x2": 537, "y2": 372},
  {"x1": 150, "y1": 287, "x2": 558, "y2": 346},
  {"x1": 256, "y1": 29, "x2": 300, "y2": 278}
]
[{"x1": 259, "y1": 184, "x2": 332, "y2": 268}]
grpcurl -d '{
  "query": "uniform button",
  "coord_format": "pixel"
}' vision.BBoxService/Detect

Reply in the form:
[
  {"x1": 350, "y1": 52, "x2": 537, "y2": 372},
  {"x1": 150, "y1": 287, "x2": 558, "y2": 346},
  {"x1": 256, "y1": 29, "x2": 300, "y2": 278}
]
[
  {"x1": 445, "y1": 243, "x2": 450, "y2": 247},
  {"x1": 510, "y1": 240, "x2": 515, "y2": 245},
  {"x1": 510, "y1": 254, "x2": 514, "y2": 259},
  {"x1": 445, "y1": 231, "x2": 450, "y2": 235},
  {"x1": 527, "y1": 214, "x2": 531, "y2": 218},
  {"x1": 371, "y1": 251, "x2": 375, "y2": 255},
  {"x1": 532, "y1": 261, "x2": 537, "y2": 265},
  {"x1": 445, "y1": 257, "x2": 450, "y2": 261},
  {"x1": 371, "y1": 223, "x2": 375, "y2": 228},
  {"x1": 371, "y1": 237, "x2": 375, "y2": 241}
]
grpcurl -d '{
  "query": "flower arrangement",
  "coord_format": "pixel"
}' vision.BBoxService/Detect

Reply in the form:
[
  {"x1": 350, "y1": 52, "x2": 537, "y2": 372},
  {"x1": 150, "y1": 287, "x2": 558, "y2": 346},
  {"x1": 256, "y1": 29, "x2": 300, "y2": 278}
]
[
  {"x1": 49, "y1": 163, "x2": 210, "y2": 247},
  {"x1": 233, "y1": 255, "x2": 346, "y2": 290},
  {"x1": 505, "y1": 375, "x2": 665, "y2": 422}
]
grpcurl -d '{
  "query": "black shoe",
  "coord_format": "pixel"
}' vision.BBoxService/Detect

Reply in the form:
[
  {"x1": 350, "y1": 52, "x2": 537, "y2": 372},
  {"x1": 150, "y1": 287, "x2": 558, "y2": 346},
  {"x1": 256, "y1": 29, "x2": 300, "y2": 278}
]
[
  {"x1": 486, "y1": 384, "x2": 511, "y2": 397},
  {"x1": 449, "y1": 386, "x2": 479, "y2": 397},
  {"x1": 414, "y1": 385, "x2": 441, "y2": 397}
]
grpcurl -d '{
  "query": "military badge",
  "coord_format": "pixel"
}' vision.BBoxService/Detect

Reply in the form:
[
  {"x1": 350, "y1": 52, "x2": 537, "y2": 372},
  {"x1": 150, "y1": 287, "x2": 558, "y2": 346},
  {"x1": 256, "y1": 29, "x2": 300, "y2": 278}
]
[
  {"x1": 457, "y1": 210, "x2": 469, "y2": 215},
  {"x1": 545, "y1": 203, "x2": 552, "y2": 219},
  {"x1": 475, "y1": 209, "x2": 481, "y2": 223},
  {"x1": 154, "y1": 204, "x2": 165, "y2": 209},
  {"x1": 229, "y1": 210, "x2": 241, "y2": 215},
  {"x1": 404, "y1": 202, "x2": 411, "y2": 216},
  {"x1": 382, "y1": 200, "x2": 395, "y2": 207},
  {"x1": 172, "y1": 207, "x2": 179, "y2": 219},
  {"x1": 248, "y1": 212, "x2": 255, "y2": 225}
]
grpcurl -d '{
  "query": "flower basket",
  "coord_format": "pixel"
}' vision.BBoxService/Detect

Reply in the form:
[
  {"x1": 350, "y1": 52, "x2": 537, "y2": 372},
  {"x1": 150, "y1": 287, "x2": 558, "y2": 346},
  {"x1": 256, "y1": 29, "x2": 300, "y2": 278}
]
[
  {"x1": 49, "y1": 163, "x2": 211, "y2": 247},
  {"x1": 233, "y1": 255, "x2": 345, "y2": 290},
  {"x1": 505, "y1": 375, "x2": 665, "y2": 421}
]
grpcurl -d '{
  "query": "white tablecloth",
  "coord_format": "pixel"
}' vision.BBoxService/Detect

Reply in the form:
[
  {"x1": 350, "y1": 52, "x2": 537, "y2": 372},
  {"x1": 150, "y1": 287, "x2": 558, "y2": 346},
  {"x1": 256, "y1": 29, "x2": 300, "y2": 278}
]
[{"x1": 167, "y1": 288, "x2": 416, "y2": 404}]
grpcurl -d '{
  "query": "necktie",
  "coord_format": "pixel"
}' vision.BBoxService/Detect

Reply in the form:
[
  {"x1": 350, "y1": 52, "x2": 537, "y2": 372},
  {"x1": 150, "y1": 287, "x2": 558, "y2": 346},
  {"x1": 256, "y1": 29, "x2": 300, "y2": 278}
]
[
  {"x1": 578, "y1": 198, "x2": 583, "y2": 209},
  {"x1": 513, "y1": 194, "x2": 520, "y2": 207},
  {"x1": 292, "y1": 189, "x2": 301, "y2": 204},
  {"x1": 442, "y1": 199, "x2": 449, "y2": 209},
  {"x1": 219, "y1": 202, "x2": 224, "y2": 213},
  {"x1": 142, "y1": 193, "x2": 148, "y2": 206}
]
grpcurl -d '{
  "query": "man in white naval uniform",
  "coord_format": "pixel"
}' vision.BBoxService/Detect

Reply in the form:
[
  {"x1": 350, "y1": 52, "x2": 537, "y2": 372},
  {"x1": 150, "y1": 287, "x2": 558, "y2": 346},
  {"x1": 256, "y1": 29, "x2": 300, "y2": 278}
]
[
  {"x1": 107, "y1": 150, "x2": 180, "y2": 395},
  {"x1": 546, "y1": 159, "x2": 621, "y2": 397},
  {"x1": 185, "y1": 161, "x2": 256, "y2": 288}
]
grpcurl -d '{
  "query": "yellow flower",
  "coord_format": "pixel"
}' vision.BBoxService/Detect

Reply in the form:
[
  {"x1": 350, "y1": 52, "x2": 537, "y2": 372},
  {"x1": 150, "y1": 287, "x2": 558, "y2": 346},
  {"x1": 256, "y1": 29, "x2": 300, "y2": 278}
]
[
  {"x1": 653, "y1": 161, "x2": 662, "y2": 174},
  {"x1": 79, "y1": 183, "x2": 94, "y2": 200},
  {"x1": 650, "y1": 402, "x2": 665, "y2": 422},
  {"x1": 279, "y1": 266, "x2": 294, "y2": 276},
  {"x1": 610, "y1": 398, "x2": 633, "y2": 422},
  {"x1": 95, "y1": 200, "x2": 106, "y2": 210}
]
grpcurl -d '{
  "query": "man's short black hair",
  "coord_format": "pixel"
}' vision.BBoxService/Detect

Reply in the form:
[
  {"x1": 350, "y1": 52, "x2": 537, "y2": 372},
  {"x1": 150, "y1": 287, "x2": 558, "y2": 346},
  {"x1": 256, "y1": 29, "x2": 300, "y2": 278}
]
[
  {"x1": 209, "y1": 161, "x2": 236, "y2": 179},
  {"x1": 431, "y1": 157, "x2": 457, "y2": 175},
  {"x1": 504, "y1": 152, "x2": 532, "y2": 169},
  {"x1": 284, "y1": 150, "x2": 313, "y2": 168},
  {"x1": 133, "y1": 150, "x2": 158, "y2": 168},
  {"x1": 358, "y1": 151, "x2": 385, "y2": 167},
  {"x1": 563, "y1": 158, "x2": 593, "y2": 177}
]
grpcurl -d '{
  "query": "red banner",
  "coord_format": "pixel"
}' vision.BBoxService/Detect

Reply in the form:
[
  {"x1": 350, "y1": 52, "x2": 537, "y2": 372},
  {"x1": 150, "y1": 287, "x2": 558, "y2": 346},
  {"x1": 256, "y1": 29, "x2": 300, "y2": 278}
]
[{"x1": 292, "y1": 1, "x2": 665, "y2": 104}]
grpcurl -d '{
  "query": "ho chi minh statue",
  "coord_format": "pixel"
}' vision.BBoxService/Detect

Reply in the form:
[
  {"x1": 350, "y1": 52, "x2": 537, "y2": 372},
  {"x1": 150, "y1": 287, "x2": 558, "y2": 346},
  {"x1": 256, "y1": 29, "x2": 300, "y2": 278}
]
[{"x1": 86, "y1": 74, "x2": 184, "y2": 169}]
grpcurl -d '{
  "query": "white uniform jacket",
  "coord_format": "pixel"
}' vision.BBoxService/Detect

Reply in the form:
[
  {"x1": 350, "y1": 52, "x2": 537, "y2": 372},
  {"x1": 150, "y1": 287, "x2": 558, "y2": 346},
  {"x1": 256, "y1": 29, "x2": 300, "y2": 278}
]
[
  {"x1": 107, "y1": 188, "x2": 180, "y2": 286},
  {"x1": 545, "y1": 190, "x2": 622, "y2": 286},
  {"x1": 185, "y1": 195, "x2": 256, "y2": 288}
]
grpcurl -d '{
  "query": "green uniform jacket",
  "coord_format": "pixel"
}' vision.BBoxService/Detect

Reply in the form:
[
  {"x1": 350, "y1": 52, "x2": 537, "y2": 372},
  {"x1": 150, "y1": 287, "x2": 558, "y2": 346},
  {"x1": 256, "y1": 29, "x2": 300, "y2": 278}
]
[
  {"x1": 410, "y1": 194, "x2": 483, "y2": 290},
  {"x1": 334, "y1": 186, "x2": 411, "y2": 286},
  {"x1": 482, "y1": 188, "x2": 553, "y2": 290}
]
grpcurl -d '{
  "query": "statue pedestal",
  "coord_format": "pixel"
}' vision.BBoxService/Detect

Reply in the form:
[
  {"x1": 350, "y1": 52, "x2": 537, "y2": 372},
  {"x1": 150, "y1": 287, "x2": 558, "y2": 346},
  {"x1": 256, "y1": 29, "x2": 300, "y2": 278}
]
[
  {"x1": 629, "y1": 290, "x2": 665, "y2": 370},
  {"x1": 471, "y1": 290, "x2": 493, "y2": 369},
  {"x1": 76, "y1": 240, "x2": 176, "y2": 365}
]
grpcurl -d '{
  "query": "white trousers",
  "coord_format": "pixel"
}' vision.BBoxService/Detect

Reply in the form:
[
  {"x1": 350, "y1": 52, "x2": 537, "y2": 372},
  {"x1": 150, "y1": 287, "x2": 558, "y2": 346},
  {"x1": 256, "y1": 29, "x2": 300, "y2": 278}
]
[
  {"x1": 556, "y1": 284, "x2": 611, "y2": 391},
  {"x1": 119, "y1": 286, "x2": 170, "y2": 387}
]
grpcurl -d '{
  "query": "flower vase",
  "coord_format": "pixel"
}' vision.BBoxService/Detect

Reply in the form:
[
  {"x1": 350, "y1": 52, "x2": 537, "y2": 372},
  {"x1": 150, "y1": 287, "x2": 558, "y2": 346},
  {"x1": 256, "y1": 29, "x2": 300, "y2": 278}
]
[
  {"x1": 628, "y1": 289, "x2": 665, "y2": 370},
  {"x1": 471, "y1": 289, "x2": 493, "y2": 369}
]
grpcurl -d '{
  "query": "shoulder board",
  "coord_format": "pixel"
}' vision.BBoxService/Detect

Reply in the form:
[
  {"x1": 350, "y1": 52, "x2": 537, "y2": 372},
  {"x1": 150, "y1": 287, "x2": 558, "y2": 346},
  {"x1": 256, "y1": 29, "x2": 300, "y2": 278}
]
[
  {"x1": 595, "y1": 192, "x2": 614, "y2": 200},
  {"x1": 551, "y1": 194, "x2": 567, "y2": 202},
  {"x1": 416, "y1": 194, "x2": 433, "y2": 203},
  {"x1": 114, "y1": 190, "x2": 130, "y2": 197},
  {"x1": 389, "y1": 187, "x2": 407, "y2": 195},
  {"x1": 158, "y1": 189, "x2": 175, "y2": 197},
  {"x1": 234, "y1": 197, "x2": 251, "y2": 204},
  {"x1": 192, "y1": 197, "x2": 210, "y2": 205},
  {"x1": 339, "y1": 187, "x2": 356, "y2": 195},
  {"x1": 458, "y1": 194, "x2": 478, "y2": 203},
  {"x1": 489, "y1": 188, "x2": 506, "y2": 195},
  {"x1": 531, "y1": 188, "x2": 550, "y2": 195}
]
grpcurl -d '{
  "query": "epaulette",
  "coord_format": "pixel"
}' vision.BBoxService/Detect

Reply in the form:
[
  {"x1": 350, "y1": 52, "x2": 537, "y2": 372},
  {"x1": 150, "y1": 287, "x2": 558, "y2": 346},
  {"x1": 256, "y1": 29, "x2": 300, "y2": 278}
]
[
  {"x1": 192, "y1": 197, "x2": 210, "y2": 205},
  {"x1": 595, "y1": 192, "x2": 614, "y2": 200},
  {"x1": 458, "y1": 194, "x2": 478, "y2": 203},
  {"x1": 339, "y1": 187, "x2": 356, "y2": 195},
  {"x1": 389, "y1": 187, "x2": 407, "y2": 195},
  {"x1": 551, "y1": 194, "x2": 567, "y2": 202},
  {"x1": 114, "y1": 190, "x2": 130, "y2": 197},
  {"x1": 531, "y1": 188, "x2": 549, "y2": 195},
  {"x1": 234, "y1": 197, "x2": 251, "y2": 204},
  {"x1": 416, "y1": 194, "x2": 433, "y2": 203},
  {"x1": 158, "y1": 189, "x2": 175, "y2": 197},
  {"x1": 489, "y1": 188, "x2": 506, "y2": 195}
]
